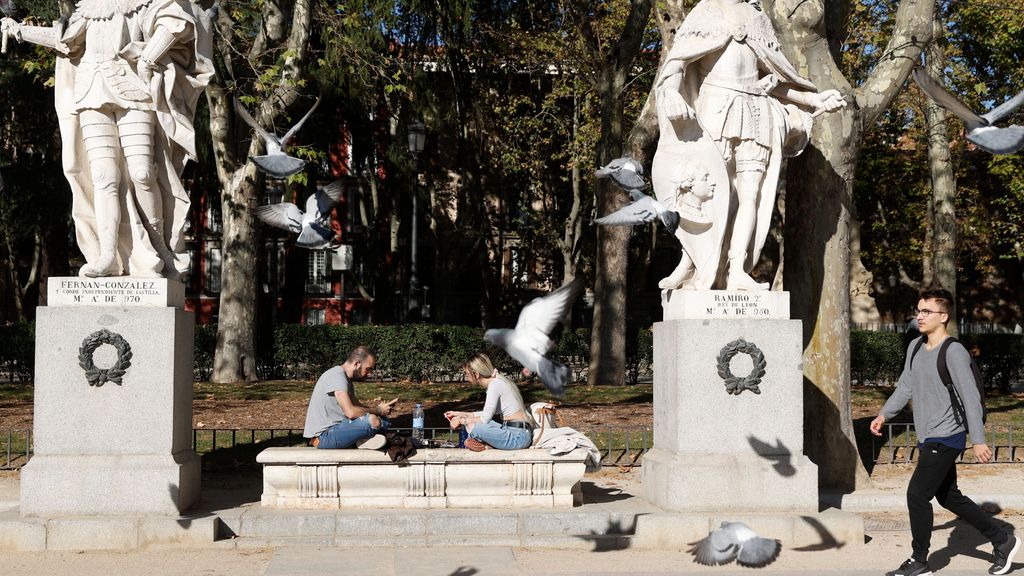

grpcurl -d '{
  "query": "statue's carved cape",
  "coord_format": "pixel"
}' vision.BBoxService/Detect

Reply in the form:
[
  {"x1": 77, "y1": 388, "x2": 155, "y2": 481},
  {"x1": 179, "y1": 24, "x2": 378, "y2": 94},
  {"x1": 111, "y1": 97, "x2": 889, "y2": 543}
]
[
  {"x1": 54, "y1": 0, "x2": 214, "y2": 277},
  {"x1": 653, "y1": 0, "x2": 816, "y2": 288}
]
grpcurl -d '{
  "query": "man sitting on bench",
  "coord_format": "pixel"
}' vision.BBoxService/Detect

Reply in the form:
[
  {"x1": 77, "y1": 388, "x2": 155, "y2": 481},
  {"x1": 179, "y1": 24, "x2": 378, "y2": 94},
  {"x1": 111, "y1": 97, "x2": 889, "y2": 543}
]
[{"x1": 303, "y1": 346, "x2": 397, "y2": 449}]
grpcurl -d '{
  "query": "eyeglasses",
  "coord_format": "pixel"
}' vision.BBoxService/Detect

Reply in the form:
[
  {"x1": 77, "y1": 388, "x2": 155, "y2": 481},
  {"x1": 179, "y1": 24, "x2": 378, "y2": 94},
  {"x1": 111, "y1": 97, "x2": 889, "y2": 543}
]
[{"x1": 914, "y1": 308, "x2": 947, "y2": 317}]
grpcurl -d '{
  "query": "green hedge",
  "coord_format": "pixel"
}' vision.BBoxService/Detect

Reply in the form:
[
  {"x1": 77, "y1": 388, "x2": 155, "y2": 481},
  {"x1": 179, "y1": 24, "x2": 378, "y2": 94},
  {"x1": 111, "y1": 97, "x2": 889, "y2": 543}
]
[
  {"x1": 4, "y1": 321, "x2": 1020, "y2": 387},
  {"x1": 850, "y1": 330, "x2": 1024, "y2": 389},
  {"x1": 0, "y1": 321, "x2": 34, "y2": 382}
]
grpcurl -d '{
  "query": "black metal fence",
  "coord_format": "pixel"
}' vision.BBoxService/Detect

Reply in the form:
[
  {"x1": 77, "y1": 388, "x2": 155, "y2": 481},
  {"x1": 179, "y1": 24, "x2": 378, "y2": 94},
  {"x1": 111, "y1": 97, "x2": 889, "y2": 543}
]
[
  {"x1": 870, "y1": 423, "x2": 1024, "y2": 464},
  {"x1": 8, "y1": 422, "x2": 1021, "y2": 471},
  {"x1": 2, "y1": 426, "x2": 650, "y2": 471}
]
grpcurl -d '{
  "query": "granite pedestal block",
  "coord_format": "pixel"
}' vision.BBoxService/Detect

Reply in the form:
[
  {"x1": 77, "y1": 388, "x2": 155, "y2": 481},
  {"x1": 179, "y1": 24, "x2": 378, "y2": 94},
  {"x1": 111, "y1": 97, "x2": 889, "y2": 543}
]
[
  {"x1": 21, "y1": 290, "x2": 198, "y2": 516},
  {"x1": 642, "y1": 309, "x2": 818, "y2": 512},
  {"x1": 257, "y1": 447, "x2": 588, "y2": 509}
]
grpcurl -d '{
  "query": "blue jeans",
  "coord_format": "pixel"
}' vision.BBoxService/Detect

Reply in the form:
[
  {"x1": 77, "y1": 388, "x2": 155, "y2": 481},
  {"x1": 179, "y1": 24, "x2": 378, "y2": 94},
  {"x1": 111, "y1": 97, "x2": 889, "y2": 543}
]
[
  {"x1": 316, "y1": 414, "x2": 390, "y2": 449},
  {"x1": 469, "y1": 420, "x2": 532, "y2": 450}
]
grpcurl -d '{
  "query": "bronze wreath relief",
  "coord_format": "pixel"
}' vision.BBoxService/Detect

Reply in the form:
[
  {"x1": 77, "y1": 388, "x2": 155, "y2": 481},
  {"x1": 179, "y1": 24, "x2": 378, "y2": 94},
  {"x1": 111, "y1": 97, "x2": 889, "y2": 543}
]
[
  {"x1": 78, "y1": 329, "x2": 133, "y2": 387},
  {"x1": 716, "y1": 338, "x2": 767, "y2": 395}
]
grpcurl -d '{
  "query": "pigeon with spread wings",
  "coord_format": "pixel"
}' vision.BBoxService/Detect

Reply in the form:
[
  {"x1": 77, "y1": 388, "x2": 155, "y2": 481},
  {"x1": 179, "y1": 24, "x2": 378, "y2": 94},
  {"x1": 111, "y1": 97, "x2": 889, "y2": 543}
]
[
  {"x1": 484, "y1": 279, "x2": 584, "y2": 397},
  {"x1": 254, "y1": 180, "x2": 343, "y2": 249},
  {"x1": 595, "y1": 157, "x2": 680, "y2": 233},
  {"x1": 912, "y1": 69, "x2": 1024, "y2": 155},
  {"x1": 688, "y1": 521, "x2": 781, "y2": 568},
  {"x1": 234, "y1": 96, "x2": 322, "y2": 178}
]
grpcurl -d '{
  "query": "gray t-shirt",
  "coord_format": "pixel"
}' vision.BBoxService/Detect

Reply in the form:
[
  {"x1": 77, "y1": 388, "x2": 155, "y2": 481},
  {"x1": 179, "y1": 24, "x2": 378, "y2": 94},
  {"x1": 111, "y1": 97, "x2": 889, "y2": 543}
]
[
  {"x1": 303, "y1": 365, "x2": 354, "y2": 438},
  {"x1": 881, "y1": 337, "x2": 986, "y2": 445}
]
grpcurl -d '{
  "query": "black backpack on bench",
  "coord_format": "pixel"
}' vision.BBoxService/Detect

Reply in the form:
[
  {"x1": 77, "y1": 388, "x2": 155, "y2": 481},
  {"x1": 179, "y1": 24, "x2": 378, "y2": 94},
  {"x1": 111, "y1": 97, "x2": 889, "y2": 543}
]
[{"x1": 909, "y1": 335, "x2": 987, "y2": 433}]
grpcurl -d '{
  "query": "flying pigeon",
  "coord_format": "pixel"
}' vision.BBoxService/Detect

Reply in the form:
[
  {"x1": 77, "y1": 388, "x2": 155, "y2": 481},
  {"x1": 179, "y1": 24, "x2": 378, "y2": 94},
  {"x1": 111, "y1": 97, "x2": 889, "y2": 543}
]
[
  {"x1": 484, "y1": 279, "x2": 584, "y2": 397},
  {"x1": 595, "y1": 157, "x2": 680, "y2": 233},
  {"x1": 688, "y1": 521, "x2": 781, "y2": 568},
  {"x1": 912, "y1": 69, "x2": 1024, "y2": 155},
  {"x1": 234, "y1": 96, "x2": 322, "y2": 178},
  {"x1": 253, "y1": 179, "x2": 343, "y2": 249},
  {"x1": 595, "y1": 156, "x2": 647, "y2": 193},
  {"x1": 594, "y1": 191, "x2": 680, "y2": 234}
]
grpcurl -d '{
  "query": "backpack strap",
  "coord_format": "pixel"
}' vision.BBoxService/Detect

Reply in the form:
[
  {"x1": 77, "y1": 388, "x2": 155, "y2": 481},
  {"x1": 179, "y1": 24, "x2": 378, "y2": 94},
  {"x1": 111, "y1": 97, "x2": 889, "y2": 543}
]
[
  {"x1": 936, "y1": 337, "x2": 968, "y2": 430},
  {"x1": 909, "y1": 335, "x2": 927, "y2": 370}
]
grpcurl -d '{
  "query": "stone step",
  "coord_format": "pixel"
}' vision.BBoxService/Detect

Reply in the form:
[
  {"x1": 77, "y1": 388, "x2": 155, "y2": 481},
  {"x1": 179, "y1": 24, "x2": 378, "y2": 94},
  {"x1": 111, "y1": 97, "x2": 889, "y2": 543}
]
[{"x1": 220, "y1": 508, "x2": 644, "y2": 541}]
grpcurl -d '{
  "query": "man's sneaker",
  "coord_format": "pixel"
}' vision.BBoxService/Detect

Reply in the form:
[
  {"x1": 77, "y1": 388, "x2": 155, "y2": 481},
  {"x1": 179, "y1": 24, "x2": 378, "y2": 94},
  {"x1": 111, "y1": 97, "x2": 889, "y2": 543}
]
[
  {"x1": 356, "y1": 434, "x2": 387, "y2": 450},
  {"x1": 990, "y1": 534, "x2": 1021, "y2": 575},
  {"x1": 885, "y1": 558, "x2": 932, "y2": 576}
]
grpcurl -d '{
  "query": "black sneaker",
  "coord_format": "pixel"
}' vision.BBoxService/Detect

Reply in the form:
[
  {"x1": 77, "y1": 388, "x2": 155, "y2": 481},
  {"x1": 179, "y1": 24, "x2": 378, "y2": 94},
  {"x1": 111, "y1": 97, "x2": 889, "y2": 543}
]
[
  {"x1": 990, "y1": 534, "x2": 1021, "y2": 575},
  {"x1": 886, "y1": 558, "x2": 932, "y2": 576}
]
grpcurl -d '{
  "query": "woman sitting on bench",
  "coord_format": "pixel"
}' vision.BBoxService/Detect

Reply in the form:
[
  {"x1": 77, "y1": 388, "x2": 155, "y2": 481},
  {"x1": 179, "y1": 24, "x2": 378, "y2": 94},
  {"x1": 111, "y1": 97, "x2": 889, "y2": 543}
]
[{"x1": 444, "y1": 353, "x2": 535, "y2": 451}]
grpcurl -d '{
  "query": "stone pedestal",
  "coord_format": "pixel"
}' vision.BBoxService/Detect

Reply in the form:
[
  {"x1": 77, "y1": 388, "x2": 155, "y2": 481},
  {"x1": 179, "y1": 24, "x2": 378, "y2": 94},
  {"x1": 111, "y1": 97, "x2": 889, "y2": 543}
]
[
  {"x1": 21, "y1": 278, "x2": 198, "y2": 516},
  {"x1": 643, "y1": 290, "x2": 817, "y2": 512}
]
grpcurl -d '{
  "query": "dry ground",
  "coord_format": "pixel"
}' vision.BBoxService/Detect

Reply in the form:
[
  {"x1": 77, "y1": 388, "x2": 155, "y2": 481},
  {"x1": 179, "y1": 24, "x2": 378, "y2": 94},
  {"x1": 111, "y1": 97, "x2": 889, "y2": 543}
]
[{"x1": 0, "y1": 387, "x2": 652, "y2": 432}]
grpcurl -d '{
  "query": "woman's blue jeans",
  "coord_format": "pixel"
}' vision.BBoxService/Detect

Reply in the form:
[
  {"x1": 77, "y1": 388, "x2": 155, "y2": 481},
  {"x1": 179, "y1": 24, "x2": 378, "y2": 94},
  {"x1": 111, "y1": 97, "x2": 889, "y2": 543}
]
[
  {"x1": 316, "y1": 414, "x2": 390, "y2": 449},
  {"x1": 469, "y1": 420, "x2": 532, "y2": 450}
]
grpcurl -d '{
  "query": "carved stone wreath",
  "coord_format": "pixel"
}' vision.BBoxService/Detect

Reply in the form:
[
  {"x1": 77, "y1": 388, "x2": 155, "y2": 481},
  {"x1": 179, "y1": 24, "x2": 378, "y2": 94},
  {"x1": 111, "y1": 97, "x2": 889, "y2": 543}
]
[
  {"x1": 78, "y1": 329, "x2": 133, "y2": 387},
  {"x1": 716, "y1": 338, "x2": 767, "y2": 395}
]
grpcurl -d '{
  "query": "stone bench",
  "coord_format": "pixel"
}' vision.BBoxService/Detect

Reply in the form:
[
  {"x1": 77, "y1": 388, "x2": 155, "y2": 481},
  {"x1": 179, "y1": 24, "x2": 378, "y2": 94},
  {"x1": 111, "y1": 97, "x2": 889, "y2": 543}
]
[{"x1": 256, "y1": 447, "x2": 589, "y2": 509}]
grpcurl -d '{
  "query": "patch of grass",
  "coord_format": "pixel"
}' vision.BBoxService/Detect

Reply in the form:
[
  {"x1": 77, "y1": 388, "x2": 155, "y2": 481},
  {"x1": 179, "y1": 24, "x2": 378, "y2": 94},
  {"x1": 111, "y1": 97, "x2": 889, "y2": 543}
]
[
  {"x1": 0, "y1": 382, "x2": 33, "y2": 401},
  {"x1": 190, "y1": 379, "x2": 655, "y2": 407}
]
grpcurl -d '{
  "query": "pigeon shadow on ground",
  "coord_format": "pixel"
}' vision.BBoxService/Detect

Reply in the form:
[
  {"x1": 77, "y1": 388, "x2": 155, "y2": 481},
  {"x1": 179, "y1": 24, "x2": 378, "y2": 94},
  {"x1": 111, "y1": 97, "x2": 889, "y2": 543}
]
[
  {"x1": 747, "y1": 435, "x2": 796, "y2": 477},
  {"x1": 792, "y1": 515, "x2": 846, "y2": 551},
  {"x1": 448, "y1": 568, "x2": 478, "y2": 576},
  {"x1": 580, "y1": 481, "x2": 634, "y2": 504},
  {"x1": 927, "y1": 509, "x2": 1016, "y2": 572},
  {"x1": 573, "y1": 517, "x2": 637, "y2": 552}
]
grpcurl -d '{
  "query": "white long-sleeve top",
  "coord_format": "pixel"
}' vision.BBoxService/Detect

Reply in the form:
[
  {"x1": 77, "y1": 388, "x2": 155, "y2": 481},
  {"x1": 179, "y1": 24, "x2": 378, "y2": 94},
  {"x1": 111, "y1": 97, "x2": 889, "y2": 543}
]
[{"x1": 474, "y1": 372, "x2": 532, "y2": 425}]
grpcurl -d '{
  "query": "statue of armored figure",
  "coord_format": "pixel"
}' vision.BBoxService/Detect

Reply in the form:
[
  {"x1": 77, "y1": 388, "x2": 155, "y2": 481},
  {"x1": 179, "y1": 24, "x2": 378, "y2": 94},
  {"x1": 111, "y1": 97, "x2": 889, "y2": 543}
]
[
  {"x1": 651, "y1": 0, "x2": 845, "y2": 291},
  {"x1": 1, "y1": 0, "x2": 213, "y2": 279}
]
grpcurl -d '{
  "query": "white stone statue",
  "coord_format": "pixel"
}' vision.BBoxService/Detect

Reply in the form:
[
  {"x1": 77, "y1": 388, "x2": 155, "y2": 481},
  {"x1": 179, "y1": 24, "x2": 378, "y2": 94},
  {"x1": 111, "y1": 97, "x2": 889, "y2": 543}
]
[
  {"x1": 1, "y1": 0, "x2": 214, "y2": 279},
  {"x1": 652, "y1": 0, "x2": 846, "y2": 291}
]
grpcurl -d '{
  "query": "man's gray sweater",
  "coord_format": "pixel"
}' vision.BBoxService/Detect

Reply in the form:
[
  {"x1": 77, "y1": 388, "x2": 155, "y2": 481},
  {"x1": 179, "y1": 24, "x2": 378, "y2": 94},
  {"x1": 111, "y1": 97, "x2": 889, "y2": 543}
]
[{"x1": 880, "y1": 337, "x2": 986, "y2": 446}]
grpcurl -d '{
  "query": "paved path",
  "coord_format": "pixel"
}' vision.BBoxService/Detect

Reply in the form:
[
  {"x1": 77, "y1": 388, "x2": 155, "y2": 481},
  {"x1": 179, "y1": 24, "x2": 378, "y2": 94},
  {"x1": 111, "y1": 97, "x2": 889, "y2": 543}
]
[{"x1": 4, "y1": 465, "x2": 1024, "y2": 575}]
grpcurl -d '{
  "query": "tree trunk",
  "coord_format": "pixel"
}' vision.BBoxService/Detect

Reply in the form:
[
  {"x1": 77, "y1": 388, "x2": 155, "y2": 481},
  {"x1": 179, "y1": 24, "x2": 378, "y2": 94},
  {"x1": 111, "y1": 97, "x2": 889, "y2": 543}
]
[
  {"x1": 925, "y1": 17, "x2": 958, "y2": 334},
  {"x1": 582, "y1": 0, "x2": 653, "y2": 386},
  {"x1": 767, "y1": 0, "x2": 934, "y2": 489},
  {"x1": 207, "y1": 0, "x2": 314, "y2": 382}
]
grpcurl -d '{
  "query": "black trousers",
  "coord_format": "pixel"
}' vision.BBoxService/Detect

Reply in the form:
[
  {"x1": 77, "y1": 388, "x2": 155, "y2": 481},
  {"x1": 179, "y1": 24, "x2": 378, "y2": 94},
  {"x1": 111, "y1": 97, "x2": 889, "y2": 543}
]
[{"x1": 908, "y1": 442, "x2": 1004, "y2": 561}]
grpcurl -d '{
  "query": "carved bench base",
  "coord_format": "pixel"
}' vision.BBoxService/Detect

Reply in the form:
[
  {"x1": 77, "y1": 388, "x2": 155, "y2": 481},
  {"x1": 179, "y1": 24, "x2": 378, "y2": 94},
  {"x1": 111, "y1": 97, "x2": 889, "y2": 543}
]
[{"x1": 256, "y1": 447, "x2": 588, "y2": 509}]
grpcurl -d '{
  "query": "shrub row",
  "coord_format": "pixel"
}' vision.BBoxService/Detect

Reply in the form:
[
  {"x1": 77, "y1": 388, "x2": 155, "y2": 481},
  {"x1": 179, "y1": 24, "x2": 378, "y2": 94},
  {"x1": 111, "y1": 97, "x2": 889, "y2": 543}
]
[
  {"x1": 852, "y1": 330, "x2": 1024, "y2": 391},
  {"x1": 4, "y1": 321, "x2": 1021, "y2": 388}
]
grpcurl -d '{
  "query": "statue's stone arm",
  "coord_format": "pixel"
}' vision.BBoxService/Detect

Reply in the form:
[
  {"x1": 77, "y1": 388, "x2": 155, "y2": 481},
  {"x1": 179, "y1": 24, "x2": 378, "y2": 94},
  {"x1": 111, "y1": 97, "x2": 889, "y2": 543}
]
[
  {"x1": 137, "y1": 25, "x2": 183, "y2": 83},
  {"x1": 0, "y1": 18, "x2": 62, "y2": 51},
  {"x1": 770, "y1": 83, "x2": 847, "y2": 115}
]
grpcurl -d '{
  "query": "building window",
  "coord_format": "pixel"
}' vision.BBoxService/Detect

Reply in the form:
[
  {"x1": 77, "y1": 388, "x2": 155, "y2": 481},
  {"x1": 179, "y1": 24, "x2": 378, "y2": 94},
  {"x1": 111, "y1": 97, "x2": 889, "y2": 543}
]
[
  {"x1": 306, "y1": 249, "x2": 332, "y2": 294},
  {"x1": 264, "y1": 240, "x2": 285, "y2": 292},
  {"x1": 206, "y1": 242, "x2": 222, "y2": 294},
  {"x1": 206, "y1": 194, "x2": 223, "y2": 234},
  {"x1": 305, "y1": 308, "x2": 326, "y2": 326},
  {"x1": 509, "y1": 246, "x2": 528, "y2": 287},
  {"x1": 264, "y1": 186, "x2": 284, "y2": 206}
]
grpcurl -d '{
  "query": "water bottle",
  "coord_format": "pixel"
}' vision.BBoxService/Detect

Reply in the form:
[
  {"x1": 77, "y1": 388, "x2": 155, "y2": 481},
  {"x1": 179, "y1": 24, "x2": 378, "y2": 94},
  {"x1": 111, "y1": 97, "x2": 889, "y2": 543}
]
[{"x1": 412, "y1": 403, "x2": 425, "y2": 441}]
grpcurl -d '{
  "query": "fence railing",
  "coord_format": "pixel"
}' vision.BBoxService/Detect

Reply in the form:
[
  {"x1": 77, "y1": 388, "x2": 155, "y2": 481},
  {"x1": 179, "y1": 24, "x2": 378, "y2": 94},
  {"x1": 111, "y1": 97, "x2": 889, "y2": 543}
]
[
  {"x1": 2, "y1": 426, "x2": 651, "y2": 471},
  {"x1": 870, "y1": 423, "x2": 1023, "y2": 464},
  {"x1": 8, "y1": 422, "x2": 1020, "y2": 471}
]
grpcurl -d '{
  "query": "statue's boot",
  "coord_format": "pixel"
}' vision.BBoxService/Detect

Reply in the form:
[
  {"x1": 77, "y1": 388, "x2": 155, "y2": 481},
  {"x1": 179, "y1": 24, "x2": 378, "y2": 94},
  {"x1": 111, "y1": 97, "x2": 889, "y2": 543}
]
[
  {"x1": 725, "y1": 251, "x2": 768, "y2": 291},
  {"x1": 146, "y1": 219, "x2": 179, "y2": 280},
  {"x1": 658, "y1": 259, "x2": 695, "y2": 290},
  {"x1": 80, "y1": 223, "x2": 121, "y2": 278}
]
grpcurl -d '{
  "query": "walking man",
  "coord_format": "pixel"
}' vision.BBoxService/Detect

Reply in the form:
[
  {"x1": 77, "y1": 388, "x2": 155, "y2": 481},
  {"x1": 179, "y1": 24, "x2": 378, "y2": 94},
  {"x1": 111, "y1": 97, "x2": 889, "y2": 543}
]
[
  {"x1": 871, "y1": 288, "x2": 1020, "y2": 576},
  {"x1": 303, "y1": 346, "x2": 397, "y2": 449}
]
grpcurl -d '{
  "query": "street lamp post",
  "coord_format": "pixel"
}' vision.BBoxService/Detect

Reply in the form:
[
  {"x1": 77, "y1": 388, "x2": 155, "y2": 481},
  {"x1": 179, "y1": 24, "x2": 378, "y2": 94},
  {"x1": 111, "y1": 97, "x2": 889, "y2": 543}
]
[
  {"x1": 888, "y1": 273, "x2": 898, "y2": 330},
  {"x1": 407, "y1": 120, "x2": 426, "y2": 321}
]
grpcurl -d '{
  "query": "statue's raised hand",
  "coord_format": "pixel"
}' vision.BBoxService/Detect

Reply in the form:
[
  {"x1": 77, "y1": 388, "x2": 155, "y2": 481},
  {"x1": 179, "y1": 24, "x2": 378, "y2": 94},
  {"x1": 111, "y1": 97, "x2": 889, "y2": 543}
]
[
  {"x1": 811, "y1": 89, "x2": 847, "y2": 116},
  {"x1": 1, "y1": 17, "x2": 21, "y2": 38},
  {"x1": 659, "y1": 89, "x2": 696, "y2": 121}
]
